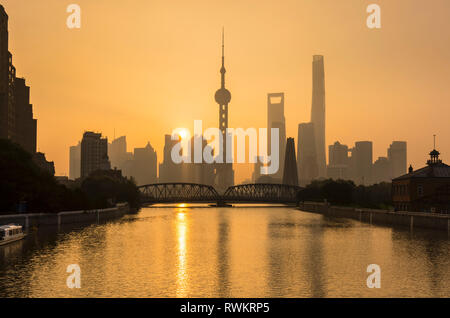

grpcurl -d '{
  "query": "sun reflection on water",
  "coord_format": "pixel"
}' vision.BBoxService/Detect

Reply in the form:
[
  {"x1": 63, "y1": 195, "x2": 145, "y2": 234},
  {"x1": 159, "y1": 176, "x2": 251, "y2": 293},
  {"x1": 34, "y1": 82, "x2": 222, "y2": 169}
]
[{"x1": 175, "y1": 206, "x2": 188, "y2": 297}]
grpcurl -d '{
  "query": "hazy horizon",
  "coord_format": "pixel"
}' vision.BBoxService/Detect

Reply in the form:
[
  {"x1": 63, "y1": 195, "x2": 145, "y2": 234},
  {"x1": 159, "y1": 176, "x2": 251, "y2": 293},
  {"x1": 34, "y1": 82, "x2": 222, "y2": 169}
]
[{"x1": 3, "y1": 0, "x2": 450, "y2": 182}]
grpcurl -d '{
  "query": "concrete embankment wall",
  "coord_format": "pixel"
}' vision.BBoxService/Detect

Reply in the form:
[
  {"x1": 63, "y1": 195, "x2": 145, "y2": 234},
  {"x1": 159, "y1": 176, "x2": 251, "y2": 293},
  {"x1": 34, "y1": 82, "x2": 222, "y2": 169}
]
[
  {"x1": 0, "y1": 203, "x2": 129, "y2": 229},
  {"x1": 298, "y1": 202, "x2": 450, "y2": 233}
]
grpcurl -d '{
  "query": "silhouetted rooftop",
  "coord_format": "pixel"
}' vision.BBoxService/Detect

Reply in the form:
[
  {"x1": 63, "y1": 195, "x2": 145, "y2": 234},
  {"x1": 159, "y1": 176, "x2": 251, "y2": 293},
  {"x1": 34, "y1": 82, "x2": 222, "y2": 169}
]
[{"x1": 394, "y1": 162, "x2": 450, "y2": 180}]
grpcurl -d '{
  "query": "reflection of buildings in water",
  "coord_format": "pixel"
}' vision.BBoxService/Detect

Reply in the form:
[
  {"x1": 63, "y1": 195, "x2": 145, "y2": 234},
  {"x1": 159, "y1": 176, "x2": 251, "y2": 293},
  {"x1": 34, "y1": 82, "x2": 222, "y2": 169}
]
[
  {"x1": 215, "y1": 211, "x2": 230, "y2": 297},
  {"x1": 266, "y1": 212, "x2": 327, "y2": 297},
  {"x1": 392, "y1": 229, "x2": 450, "y2": 296},
  {"x1": 303, "y1": 223, "x2": 326, "y2": 297},
  {"x1": 423, "y1": 237, "x2": 450, "y2": 296},
  {"x1": 265, "y1": 212, "x2": 298, "y2": 295}
]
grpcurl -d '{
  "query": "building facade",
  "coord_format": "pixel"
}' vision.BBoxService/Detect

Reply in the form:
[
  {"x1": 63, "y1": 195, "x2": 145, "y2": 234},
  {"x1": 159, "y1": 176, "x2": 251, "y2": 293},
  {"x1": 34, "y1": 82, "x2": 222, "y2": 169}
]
[
  {"x1": 310, "y1": 55, "x2": 326, "y2": 178},
  {"x1": 69, "y1": 142, "x2": 81, "y2": 180},
  {"x1": 80, "y1": 132, "x2": 110, "y2": 178},
  {"x1": 350, "y1": 141, "x2": 373, "y2": 185},
  {"x1": 388, "y1": 141, "x2": 407, "y2": 179},
  {"x1": 0, "y1": 6, "x2": 36, "y2": 153},
  {"x1": 267, "y1": 92, "x2": 286, "y2": 182},
  {"x1": 392, "y1": 149, "x2": 450, "y2": 213},
  {"x1": 297, "y1": 122, "x2": 318, "y2": 186},
  {"x1": 131, "y1": 142, "x2": 158, "y2": 186},
  {"x1": 327, "y1": 141, "x2": 350, "y2": 180}
]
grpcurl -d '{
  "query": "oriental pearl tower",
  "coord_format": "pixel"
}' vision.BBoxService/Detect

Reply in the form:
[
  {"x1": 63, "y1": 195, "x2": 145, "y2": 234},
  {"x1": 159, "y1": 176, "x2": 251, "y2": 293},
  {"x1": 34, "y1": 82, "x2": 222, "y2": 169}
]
[{"x1": 214, "y1": 29, "x2": 234, "y2": 191}]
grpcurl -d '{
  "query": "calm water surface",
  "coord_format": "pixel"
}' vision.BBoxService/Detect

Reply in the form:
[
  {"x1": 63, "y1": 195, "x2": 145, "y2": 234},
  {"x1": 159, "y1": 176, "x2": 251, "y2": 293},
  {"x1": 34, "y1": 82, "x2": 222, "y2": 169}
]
[{"x1": 0, "y1": 205, "x2": 449, "y2": 297}]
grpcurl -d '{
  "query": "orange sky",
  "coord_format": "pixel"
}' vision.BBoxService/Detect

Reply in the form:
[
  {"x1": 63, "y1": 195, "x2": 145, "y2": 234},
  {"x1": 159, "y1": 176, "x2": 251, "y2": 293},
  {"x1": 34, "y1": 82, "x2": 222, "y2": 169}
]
[{"x1": 3, "y1": 0, "x2": 450, "y2": 183}]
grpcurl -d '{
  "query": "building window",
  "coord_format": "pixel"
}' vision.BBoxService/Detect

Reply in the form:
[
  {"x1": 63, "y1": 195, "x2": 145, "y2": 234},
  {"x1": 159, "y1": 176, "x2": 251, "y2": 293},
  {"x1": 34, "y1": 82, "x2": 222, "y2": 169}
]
[{"x1": 417, "y1": 184, "x2": 424, "y2": 197}]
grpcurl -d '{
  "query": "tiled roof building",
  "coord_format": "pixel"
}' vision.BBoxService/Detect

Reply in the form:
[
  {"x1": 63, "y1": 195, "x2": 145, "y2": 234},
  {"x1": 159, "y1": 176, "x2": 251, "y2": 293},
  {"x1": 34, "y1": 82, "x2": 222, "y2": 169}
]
[{"x1": 392, "y1": 148, "x2": 450, "y2": 213}]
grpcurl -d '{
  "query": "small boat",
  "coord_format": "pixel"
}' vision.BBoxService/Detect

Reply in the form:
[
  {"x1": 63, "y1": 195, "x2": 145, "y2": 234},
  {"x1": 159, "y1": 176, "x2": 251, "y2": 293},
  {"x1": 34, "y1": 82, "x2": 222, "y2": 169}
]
[{"x1": 0, "y1": 224, "x2": 26, "y2": 246}]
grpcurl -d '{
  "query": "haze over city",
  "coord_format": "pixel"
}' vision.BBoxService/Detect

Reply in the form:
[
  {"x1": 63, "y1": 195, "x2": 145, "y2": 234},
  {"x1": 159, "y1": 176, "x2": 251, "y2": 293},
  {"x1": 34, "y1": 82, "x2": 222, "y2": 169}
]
[
  {"x1": 2, "y1": 0, "x2": 450, "y2": 183},
  {"x1": 1, "y1": 0, "x2": 450, "y2": 302}
]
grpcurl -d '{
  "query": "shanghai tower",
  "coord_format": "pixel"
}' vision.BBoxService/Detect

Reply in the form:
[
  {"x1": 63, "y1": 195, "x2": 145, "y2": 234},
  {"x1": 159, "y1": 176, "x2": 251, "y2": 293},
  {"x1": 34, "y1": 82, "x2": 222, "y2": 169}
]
[{"x1": 310, "y1": 55, "x2": 326, "y2": 178}]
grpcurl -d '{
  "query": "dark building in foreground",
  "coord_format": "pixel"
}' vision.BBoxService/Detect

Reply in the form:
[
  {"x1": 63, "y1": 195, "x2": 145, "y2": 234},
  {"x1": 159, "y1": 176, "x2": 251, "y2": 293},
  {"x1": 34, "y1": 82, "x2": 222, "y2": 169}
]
[
  {"x1": 0, "y1": 6, "x2": 36, "y2": 153},
  {"x1": 392, "y1": 149, "x2": 450, "y2": 213},
  {"x1": 33, "y1": 152, "x2": 55, "y2": 176}
]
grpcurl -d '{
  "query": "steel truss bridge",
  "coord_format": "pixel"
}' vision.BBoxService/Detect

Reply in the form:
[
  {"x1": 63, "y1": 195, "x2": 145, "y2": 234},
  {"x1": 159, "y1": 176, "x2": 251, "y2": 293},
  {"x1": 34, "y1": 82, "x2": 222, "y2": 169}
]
[{"x1": 138, "y1": 183, "x2": 302, "y2": 205}]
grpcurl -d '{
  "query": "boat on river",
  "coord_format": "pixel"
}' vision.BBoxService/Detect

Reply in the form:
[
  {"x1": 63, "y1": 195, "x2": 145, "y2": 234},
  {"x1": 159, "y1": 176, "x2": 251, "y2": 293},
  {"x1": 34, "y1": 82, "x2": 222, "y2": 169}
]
[{"x1": 0, "y1": 224, "x2": 26, "y2": 246}]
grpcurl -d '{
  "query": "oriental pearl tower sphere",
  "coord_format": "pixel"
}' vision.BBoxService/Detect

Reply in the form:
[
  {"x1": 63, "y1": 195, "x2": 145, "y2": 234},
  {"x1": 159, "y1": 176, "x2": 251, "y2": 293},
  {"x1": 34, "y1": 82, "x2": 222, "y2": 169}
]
[
  {"x1": 215, "y1": 30, "x2": 231, "y2": 137},
  {"x1": 214, "y1": 29, "x2": 234, "y2": 190}
]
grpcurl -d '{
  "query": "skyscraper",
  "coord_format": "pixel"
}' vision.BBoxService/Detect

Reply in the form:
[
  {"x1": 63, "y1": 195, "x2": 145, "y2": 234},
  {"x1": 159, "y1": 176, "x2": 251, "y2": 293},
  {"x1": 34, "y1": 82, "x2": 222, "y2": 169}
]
[
  {"x1": 372, "y1": 156, "x2": 390, "y2": 183},
  {"x1": 0, "y1": 6, "x2": 14, "y2": 141},
  {"x1": 267, "y1": 92, "x2": 286, "y2": 182},
  {"x1": 69, "y1": 142, "x2": 81, "y2": 180},
  {"x1": 282, "y1": 137, "x2": 298, "y2": 186},
  {"x1": 214, "y1": 30, "x2": 234, "y2": 191},
  {"x1": 388, "y1": 141, "x2": 407, "y2": 179},
  {"x1": 80, "y1": 132, "x2": 111, "y2": 178},
  {"x1": 14, "y1": 78, "x2": 36, "y2": 154},
  {"x1": 310, "y1": 55, "x2": 326, "y2": 178},
  {"x1": 132, "y1": 142, "x2": 157, "y2": 186},
  {"x1": 0, "y1": 6, "x2": 36, "y2": 152},
  {"x1": 108, "y1": 136, "x2": 128, "y2": 170},
  {"x1": 297, "y1": 122, "x2": 318, "y2": 186},
  {"x1": 327, "y1": 141, "x2": 350, "y2": 180},
  {"x1": 159, "y1": 134, "x2": 182, "y2": 183},
  {"x1": 350, "y1": 141, "x2": 373, "y2": 185}
]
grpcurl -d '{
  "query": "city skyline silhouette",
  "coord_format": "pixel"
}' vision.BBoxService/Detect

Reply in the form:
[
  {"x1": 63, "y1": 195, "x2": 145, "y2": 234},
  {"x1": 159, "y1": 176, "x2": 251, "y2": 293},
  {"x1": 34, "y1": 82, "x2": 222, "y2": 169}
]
[
  {"x1": 1, "y1": 0, "x2": 449, "y2": 184},
  {"x1": 1, "y1": 1, "x2": 449, "y2": 302}
]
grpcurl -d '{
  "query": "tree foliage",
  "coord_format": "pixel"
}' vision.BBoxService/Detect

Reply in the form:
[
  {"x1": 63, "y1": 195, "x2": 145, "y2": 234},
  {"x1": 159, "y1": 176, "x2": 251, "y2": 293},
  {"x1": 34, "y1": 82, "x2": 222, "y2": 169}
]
[
  {"x1": 297, "y1": 178, "x2": 392, "y2": 209},
  {"x1": 0, "y1": 139, "x2": 140, "y2": 214}
]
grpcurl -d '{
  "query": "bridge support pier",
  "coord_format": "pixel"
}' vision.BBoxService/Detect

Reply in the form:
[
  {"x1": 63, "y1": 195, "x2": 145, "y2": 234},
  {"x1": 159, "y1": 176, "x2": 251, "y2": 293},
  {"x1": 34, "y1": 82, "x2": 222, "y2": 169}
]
[{"x1": 211, "y1": 200, "x2": 232, "y2": 207}]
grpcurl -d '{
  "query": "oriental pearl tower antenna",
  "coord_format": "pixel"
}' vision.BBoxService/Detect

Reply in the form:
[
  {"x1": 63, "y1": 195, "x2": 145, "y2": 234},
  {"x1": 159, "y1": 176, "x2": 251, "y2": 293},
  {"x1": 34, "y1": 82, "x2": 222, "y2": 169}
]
[{"x1": 214, "y1": 28, "x2": 234, "y2": 191}]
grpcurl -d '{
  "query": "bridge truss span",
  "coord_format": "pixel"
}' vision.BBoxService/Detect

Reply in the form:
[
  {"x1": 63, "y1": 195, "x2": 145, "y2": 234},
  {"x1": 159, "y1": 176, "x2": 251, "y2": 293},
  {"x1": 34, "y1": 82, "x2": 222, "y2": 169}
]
[
  {"x1": 139, "y1": 183, "x2": 220, "y2": 204},
  {"x1": 223, "y1": 183, "x2": 301, "y2": 203}
]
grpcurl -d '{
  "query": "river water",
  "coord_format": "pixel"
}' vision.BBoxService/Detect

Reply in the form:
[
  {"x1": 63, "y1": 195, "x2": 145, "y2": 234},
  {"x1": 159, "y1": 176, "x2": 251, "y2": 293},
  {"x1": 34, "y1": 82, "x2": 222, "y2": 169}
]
[{"x1": 0, "y1": 205, "x2": 449, "y2": 297}]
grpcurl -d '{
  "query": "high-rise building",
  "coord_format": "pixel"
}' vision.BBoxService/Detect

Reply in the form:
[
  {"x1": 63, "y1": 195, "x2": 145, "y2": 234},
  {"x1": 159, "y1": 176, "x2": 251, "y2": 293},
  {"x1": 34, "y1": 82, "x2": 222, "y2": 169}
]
[
  {"x1": 132, "y1": 142, "x2": 157, "y2": 186},
  {"x1": 69, "y1": 142, "x2": 81, "y2": 180},
  {"x1": 0, "y1": 6, "x2": 13, "y2": 141},
  {"x1": 159, "y1": 134, "x2": 182, "y2": 183},
  {"x1": 0, "y1": 6, "x2": 36, "y2": 152},
  {"x1": 214, "y1": 30, "x2": 234, "y2": 191},
  {"x1": 372, "y1": 156, "x2": 391, "y2": 183},
  {"x1": 310, "y1": 55, "x2": 326, "y2": 178},
  {"x1": 388, "y1": 141, "x2": 407, "y2": 179},
  {"x1": 282, "y1": 137, "x2": 298, "y2": 186},
  {"x1": 80, "y1": 132, "x2": 110, "y2": 178},
  {"x1": 14, "y1": 78, "x2": 36, "y2": 154},
  {"x1": 350, "y1": 141, "x2": 373, "y2": 185},
  {"x1": 297, "y1": 122, "x2": 318, "y2": 186},
  {"x1": 267, "y1": 93, "x2": 286, "y2": 182},
  {"x1": 327, "y1": 141, "x2": 350, "y2": 180},
  {"x1": 328, "y1": 141, "x2": 349, "y2": 166},
  {"x1": 108, "y1": 136, "x2": 128, "y2": 170}
]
